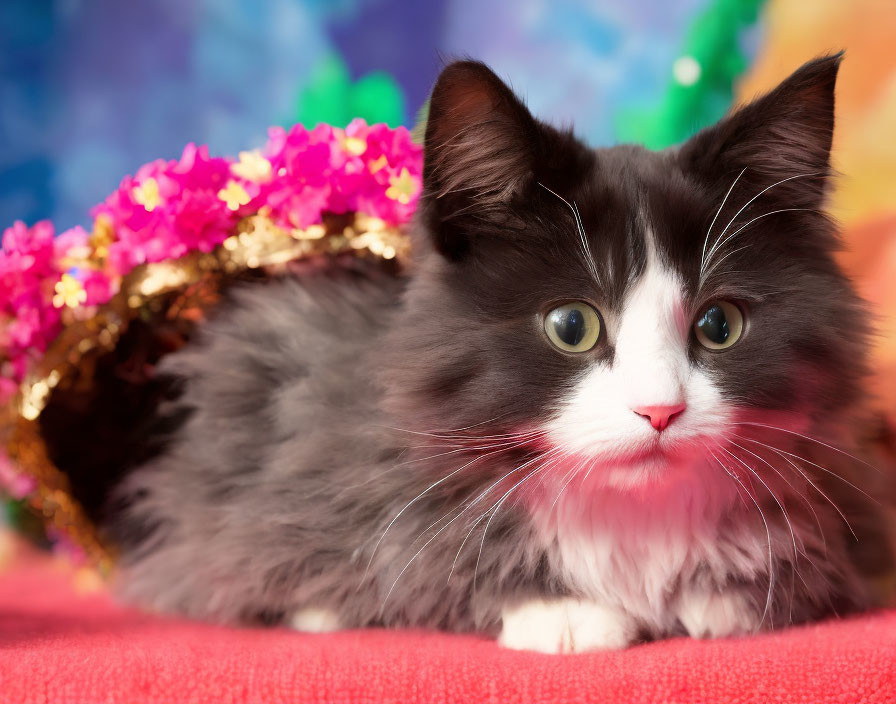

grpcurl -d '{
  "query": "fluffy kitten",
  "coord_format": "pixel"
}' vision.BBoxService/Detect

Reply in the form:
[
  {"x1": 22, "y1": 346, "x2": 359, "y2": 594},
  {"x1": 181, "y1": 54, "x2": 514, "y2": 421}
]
[{"x1": 89, "y1": 55, "x2": 892, "y2": 652}]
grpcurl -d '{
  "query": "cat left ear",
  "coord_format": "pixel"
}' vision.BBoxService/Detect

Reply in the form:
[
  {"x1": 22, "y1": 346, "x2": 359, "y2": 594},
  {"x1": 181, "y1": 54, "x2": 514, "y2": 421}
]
[
  {"x1": 422, "y1": 61, "x2": 541, "y2": 258},
  {"x1": 424, "y1": 61, "x2": 538, "y2": 205},
  {"x1": 679, "y1": 53, "x2": 842, "y2": 208}
]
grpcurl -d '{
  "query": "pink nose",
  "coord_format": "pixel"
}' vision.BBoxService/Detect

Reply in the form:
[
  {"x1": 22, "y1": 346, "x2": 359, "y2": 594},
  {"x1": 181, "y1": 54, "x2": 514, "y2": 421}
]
[{"x1": 632, "y1": 403, "x2": 686, "y2": 431}]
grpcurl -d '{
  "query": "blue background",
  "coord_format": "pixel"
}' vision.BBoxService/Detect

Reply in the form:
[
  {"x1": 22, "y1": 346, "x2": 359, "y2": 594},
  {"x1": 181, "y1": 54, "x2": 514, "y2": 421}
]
[{"x1": 1, "y1": 0, "x2": 745, "y2": 231}]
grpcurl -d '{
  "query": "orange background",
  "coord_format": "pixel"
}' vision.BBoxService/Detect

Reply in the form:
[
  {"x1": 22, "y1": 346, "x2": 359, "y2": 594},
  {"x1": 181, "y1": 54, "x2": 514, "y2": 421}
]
[{"x1": 739, "y1": 0, "x2": 896, "y2": 420}]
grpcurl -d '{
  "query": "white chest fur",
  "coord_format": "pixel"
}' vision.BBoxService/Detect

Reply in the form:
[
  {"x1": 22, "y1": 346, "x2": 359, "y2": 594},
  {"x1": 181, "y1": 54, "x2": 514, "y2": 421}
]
[{"x1": 529, "y1": 465, "x2": 763, "y2": 629}]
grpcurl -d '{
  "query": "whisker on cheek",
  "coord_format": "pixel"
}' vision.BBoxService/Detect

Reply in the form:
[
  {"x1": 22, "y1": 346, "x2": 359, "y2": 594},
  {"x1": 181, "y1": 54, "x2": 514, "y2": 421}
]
[
  {"x1": 472, "y1": 447, "x2": 568, "y2": 591},
  {"x1": 362, "y1": 439, "x2": 540, "y2": 585},
  {"x1": 381, "y1": 446, "x2": 563, "y2": 610},
  {"x1": 731, "y1": 422, "x2": 882, "y2": 475},
  {"x1": 734, "y1": 433, "x2": 855, "y2": 542},
  {"x1": 706, "y1": 446, "x2": 775, "y2": 630},
  {"x1": 447, "y1": 446, "x2": 569, "y2": 586},
  {"x1": 722, "y1": 445, "x2": 810, "y2": 607}
]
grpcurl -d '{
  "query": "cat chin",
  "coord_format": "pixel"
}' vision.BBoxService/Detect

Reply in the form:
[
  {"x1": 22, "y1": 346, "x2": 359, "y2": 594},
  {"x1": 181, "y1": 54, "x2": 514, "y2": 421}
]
[{"x1": 537, "y1": 439, "x2": 715, "y2": 495}]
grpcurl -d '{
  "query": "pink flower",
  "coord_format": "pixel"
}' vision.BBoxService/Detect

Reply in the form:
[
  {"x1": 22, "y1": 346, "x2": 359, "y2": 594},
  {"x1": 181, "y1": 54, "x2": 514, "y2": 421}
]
[
  {"x1": 171, "y1": 143, "x2": 232, "y2": 191},
  {"x1": 0, "y1": 452, "x2": 36, "y2": 499},
  {"x1": 258, "y1": 124, "x2": 334, "y2": 228},
  {"x1": 1, "y1": 122, "x2": 423, "y2": 402},
  {"x1": 247, "y1": 121, "x2": 423, "y2": 229},
  {"x1": 171, "y1": 188, "x2": 234, "y2": 253},
  {"x1": 93, "y1": 143, "x2": 237, "y2": 275},
  {"x1": 81, "y1": 270, "x2": 117, "y2": 306},
  {"x1": 54, "y1": 226, "x2": 90, "y2": 264},
  {"x1": 0, "y1": 221, "x2": 63, "y2": 384},
  {"x1": 2, "y1": 220, "x2": 54, "y2": 255}
]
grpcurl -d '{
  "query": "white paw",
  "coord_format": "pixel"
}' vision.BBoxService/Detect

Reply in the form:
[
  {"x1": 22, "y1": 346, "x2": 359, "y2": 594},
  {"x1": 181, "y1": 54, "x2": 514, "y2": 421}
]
[
  {"x1": 289, "y1": 607, "x2": 342, "y2": 633},
  {"x1": 676, "y1": 589, "x2": 758, "y2": 639},
  {"x1": 565, "y1": 601, "x2": 637, "y2": 651},
  {"x1": 498, "y1": 599, "x2": 635, "y2": 653},
  {"x1": 498, "y1": 600, "x2": 570, "y2": 653}
]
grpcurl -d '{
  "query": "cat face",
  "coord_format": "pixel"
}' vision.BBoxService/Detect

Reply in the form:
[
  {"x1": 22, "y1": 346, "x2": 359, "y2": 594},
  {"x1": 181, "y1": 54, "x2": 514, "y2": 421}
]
[{"x1": 386, "y1": 55, "x2": 868, "y2": 493}]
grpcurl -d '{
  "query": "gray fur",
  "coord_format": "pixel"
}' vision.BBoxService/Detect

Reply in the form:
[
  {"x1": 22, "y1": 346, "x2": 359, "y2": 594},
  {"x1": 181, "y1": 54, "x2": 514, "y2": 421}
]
[{"x1": 111, "y1": 267, "x2": 556, "y2": 631}]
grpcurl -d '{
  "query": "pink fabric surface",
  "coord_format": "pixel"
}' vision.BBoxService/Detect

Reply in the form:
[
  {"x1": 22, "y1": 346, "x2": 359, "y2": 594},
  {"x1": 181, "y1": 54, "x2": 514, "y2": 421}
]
[{"x1": 1, "y1": 541, "x2": 895, "y2": 703}]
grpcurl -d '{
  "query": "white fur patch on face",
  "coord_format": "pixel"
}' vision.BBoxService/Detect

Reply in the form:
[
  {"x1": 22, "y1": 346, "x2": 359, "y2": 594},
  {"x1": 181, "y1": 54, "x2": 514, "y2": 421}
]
[
  {"x1": 543, "y1": 236, "x2": 730, "y2": 489},
  {"x1": 530, "y1": 231, "x2": 761, "y2": 628}
]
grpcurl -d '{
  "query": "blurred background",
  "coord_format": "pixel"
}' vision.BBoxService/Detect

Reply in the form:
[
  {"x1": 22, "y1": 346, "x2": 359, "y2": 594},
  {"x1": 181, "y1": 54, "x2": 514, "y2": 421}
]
[
  {"x1": 2, "y1": 0, "x2": 749, "y2": 230},
  {"x1": 1, "y1": 0, "x2": 895, "y2": 546}
]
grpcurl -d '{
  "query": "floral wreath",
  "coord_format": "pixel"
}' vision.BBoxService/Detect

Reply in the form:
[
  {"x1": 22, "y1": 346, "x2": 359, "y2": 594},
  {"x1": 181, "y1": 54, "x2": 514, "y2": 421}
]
[{"x1": 0, "y1": 120, "x2": 423, "y2": 570}]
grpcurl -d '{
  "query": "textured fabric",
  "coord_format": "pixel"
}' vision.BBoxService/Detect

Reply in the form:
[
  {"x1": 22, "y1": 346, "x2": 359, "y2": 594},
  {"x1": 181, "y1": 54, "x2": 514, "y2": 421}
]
[{"x1": 1, "y1": 543, "x2": 895, "y2": 704}]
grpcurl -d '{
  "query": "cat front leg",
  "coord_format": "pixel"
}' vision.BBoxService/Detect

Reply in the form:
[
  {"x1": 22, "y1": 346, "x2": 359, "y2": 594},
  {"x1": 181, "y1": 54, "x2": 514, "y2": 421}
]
[
  {"x1": 674, "y1": 587, "x2": 761, "y2": 639},
  {"x1": 498, "y1": 598, "x2": 638, "y2": 653}
]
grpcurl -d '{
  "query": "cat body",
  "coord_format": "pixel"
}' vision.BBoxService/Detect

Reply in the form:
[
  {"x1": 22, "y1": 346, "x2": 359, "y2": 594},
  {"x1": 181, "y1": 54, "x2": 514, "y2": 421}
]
[{"x1": 98, "y1": 56, "x2": 892, "y2": 652}]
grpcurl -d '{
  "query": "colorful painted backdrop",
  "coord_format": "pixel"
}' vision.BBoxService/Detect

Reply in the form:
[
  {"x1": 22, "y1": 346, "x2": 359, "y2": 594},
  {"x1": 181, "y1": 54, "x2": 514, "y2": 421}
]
[
  {"x1": 738, "y1": 0, "x2": 896, "y2": 417},
  {"x1": 1, "y1": 0, "x2": 761, "y2": 230},
  {"x1": 1, "y1": 0, "x2": 894, "y2": 410}
]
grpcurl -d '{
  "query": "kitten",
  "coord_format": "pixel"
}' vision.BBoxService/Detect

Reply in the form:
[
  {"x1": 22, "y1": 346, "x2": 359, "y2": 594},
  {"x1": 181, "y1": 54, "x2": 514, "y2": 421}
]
[{"x1": 88, "y1": 55, "x2": 892, "y2": 652}]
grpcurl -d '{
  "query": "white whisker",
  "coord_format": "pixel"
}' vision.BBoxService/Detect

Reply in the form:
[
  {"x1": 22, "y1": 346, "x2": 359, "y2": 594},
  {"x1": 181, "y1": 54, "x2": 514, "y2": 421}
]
[
  {"x1": 472, "y1": 448, "x2": 567, "y2": 590},
  {"x1": 362, "y1": 439, "x2": 538, "y2": 584},
  {"x1": 707, "y1": 446, "x2": 775, "y2": 629},
  {"x1": 733, "y1": 433, "x2": 877, "y2": 506},
  {"x1": 700, "y1": 244, "x2": 752, "y2": 286},
  {"x1": 725, "y1": 440, "x2": 814, "y2": 600},
  {"x1": 728, "y1": 435, "x2": 828, "y2": 553},
  {"x1": 382, "y1": 447, "x2": 560, "y2": 610},
  {"x1": 700, "y1": 167, "x2": 746, "y2": 275},
  {"x1": 731, "y1": 422, "x2": 881, "y2": 474},
  {"x1": 392, "y1": 434, "x2": 543, "y2": 469},
  {"x1": 538, "y1": 181, "x2": 602, "y2": 287},
  {"x1": 736, "y1": 434, "x2": 856, "y2": 542},
  {"x1": 704, "y1": 171, "x2": 823, "y2": 268},
  {"x1": 548, "y1": 455, "x2": 588, "y2": 514},
  {"x1": 446, "y1": 447, "x2": 566, "y2": 585},
  {"x1": 382, "y1": 425, "x2": 540, "y2": 442},
  {"x1": 701, "y1": 208, "x2": 817, "y2": 285}
]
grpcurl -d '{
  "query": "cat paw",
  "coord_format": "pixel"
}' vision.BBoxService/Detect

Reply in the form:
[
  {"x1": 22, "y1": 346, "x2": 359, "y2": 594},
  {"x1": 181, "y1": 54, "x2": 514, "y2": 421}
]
[
  {"x1": 498, "y1": 600, "x2": 571, "y2": 653},
  {"x1": 289, "y1": 607, "x2": 342, "y2": 633},
  {"x1": 676, "y1": 589, "x2": 758, "y2": 639},
  {"x1": 498, "y1": 599, "x2": 635, "y2": 653}
]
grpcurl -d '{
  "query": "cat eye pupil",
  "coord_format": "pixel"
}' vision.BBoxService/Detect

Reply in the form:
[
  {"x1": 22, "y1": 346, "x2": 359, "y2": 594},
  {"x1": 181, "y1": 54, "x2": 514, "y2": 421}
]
[
  {"x1": 697, "y1": 305, "x2": 729, "y2": 344},
  {"x1": 693, "y1": 300, "x2": 743, "y2": 351},
  {"x1": 552, "y1": 308, "x2": 587, "y2": 346},
  {"x1": 544, "y1": 302, "x2": 601, "y2": 353}
]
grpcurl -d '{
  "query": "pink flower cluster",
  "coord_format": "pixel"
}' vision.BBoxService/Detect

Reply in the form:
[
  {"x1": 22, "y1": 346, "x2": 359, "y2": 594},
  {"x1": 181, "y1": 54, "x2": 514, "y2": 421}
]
[
  {"x1": 0, "y1": 221, "x2": 61, "y2": 401},
  {"x1": 258, "y1": 119, "x2": 422, "y2": 228},
  {"x1": 0, "y1": 121, "x2": 423, "y2": 408},
  {"x1": 94, "y1": 143, "x2": 237, "y2": 275}
]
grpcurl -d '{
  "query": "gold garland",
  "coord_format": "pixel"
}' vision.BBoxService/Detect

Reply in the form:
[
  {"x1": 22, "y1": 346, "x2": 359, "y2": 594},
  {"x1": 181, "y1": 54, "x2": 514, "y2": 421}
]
[{"x1": 1, "y1": 211, "x2": 410, "y2": 572}]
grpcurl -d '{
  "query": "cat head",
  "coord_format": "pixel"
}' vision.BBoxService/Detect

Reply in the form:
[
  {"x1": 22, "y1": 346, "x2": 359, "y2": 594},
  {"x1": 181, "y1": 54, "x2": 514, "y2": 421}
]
[{"x1": 384, "y1": 55, "x2": 868, "y2": 492}]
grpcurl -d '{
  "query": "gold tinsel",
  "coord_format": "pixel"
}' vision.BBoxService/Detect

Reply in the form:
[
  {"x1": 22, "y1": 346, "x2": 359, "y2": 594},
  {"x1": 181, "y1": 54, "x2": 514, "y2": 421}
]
[{"x1": 0, "y1": 212, "x2": 409, "y2": 572}]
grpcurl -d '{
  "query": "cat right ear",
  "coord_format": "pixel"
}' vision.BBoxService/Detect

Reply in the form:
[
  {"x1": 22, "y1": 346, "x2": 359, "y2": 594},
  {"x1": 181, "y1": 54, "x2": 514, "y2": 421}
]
[
  {"x1": 679, "y1": 54, "x2": 842, "y2": 210},
  {"x1": 422, "y1": 61, "x2": 539, "y2": 258}
]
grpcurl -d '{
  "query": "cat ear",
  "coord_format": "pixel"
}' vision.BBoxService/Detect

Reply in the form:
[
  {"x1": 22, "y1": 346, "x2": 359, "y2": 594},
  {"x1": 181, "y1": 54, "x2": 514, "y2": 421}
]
[
  {"x1": 424, "y1": 60, "x2": 538, "y2": 205},
  {"x1": 422, "y1": 61, "x2": 540, "y2": 258},
  {"x1": 679, "y1": 53, "x2": 842, "y2": 208}
]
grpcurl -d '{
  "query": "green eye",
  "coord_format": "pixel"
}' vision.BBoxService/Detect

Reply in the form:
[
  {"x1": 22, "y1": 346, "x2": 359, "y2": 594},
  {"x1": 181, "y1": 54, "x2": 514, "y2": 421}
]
[
  {"x1": 694, "y1": 301, "x2": 744, "y2": 350},
  {"x1": 544, "y1": 302, "x2": 602, "y2": 352}
]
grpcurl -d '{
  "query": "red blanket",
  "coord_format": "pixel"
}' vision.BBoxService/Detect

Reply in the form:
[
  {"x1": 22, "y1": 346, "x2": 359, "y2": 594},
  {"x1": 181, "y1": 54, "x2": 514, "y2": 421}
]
[{"x1": 2, "y1": 539, "x2": 895, "y2": 704}]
